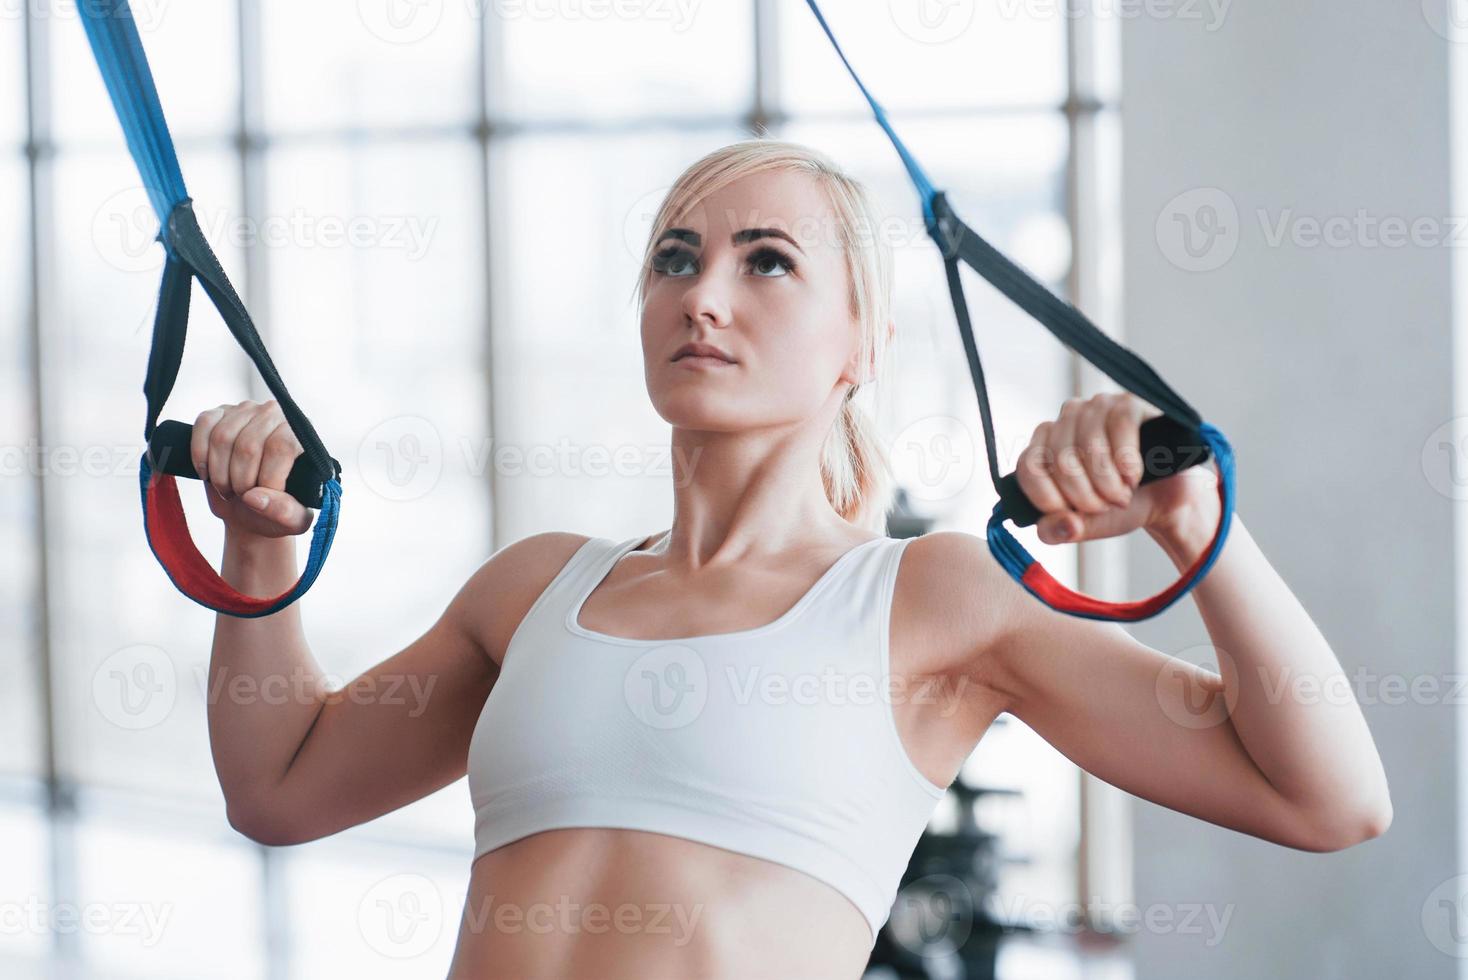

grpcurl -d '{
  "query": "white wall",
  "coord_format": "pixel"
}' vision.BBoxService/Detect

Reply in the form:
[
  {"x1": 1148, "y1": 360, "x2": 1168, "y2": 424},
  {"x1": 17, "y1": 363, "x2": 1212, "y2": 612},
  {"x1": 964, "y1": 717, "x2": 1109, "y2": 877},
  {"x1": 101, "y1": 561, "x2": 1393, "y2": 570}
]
[{"x1": 1120, "y1": 2, "x2": 1457, "y2": 978}]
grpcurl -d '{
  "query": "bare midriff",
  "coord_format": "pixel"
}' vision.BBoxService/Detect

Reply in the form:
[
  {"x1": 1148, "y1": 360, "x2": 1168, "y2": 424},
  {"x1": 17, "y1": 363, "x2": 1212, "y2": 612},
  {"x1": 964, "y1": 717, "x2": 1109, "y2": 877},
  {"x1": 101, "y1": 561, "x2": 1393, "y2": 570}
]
[{"x1": 447, "y1": 826, "x2": 874, "y2": 980}]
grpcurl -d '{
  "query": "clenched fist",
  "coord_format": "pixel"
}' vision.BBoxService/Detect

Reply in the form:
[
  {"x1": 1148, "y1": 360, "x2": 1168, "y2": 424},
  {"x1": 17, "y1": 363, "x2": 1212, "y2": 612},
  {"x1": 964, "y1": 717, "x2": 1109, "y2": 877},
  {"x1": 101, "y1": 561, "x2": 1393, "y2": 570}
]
[
  {"x1": 1016, "y1": 392, "x2": 1216, "y2": 545},
  {"x1": 191, "y1": 400, "x2": 314, "y2": 539}
]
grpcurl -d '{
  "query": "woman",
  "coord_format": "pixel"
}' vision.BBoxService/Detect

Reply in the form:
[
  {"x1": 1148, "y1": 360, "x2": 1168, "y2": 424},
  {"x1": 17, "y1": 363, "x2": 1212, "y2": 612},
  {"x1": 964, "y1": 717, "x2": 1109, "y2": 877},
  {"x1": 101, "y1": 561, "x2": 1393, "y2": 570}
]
[{"x1": 196, "y1": 139, "x2": 1391, "y2": 979}]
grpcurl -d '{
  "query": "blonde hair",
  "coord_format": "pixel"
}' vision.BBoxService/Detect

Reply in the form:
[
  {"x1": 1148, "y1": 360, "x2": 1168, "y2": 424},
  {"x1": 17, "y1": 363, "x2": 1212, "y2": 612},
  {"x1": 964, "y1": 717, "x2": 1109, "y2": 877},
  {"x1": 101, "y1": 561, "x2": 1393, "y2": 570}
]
[{"x1": 632, "y1": 137, "x2": 898, "y2": 532}]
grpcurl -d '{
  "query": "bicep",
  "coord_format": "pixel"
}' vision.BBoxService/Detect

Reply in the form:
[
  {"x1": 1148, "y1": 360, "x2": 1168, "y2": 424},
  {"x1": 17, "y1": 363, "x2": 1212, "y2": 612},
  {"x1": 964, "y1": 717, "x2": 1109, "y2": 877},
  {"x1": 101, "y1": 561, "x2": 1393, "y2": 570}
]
[
  {"x1": 262, "y1": 572, "x2": 500, "y2": 844},
  {"x1": 262, "y1": 532, "x2": 587, "y2": 845},
  {"x1": 968, "y1": 542, "x2": 1325, "y2": 850}
]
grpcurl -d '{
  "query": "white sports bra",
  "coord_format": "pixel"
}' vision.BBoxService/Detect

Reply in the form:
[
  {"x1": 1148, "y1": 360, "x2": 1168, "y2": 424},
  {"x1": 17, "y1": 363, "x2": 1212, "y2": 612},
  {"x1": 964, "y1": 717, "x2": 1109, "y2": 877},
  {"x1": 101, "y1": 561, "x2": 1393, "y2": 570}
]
[{"x1": 466, "y1": 533, "x2": 949, "y2": 946}]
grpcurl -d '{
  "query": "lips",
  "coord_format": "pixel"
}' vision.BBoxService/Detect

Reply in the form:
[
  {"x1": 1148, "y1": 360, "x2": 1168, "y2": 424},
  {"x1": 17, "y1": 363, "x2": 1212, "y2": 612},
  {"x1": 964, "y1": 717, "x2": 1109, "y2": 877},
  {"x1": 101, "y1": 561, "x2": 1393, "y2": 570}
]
[{"x1": 672, "y1": 342, "x2": 735, "y2": 363}]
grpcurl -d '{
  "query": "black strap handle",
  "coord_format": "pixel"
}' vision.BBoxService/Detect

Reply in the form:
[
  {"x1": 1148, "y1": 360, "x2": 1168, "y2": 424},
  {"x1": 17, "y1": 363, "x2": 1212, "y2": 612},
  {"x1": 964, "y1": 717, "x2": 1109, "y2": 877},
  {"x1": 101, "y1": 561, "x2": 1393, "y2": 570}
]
[
  {"x1": 997, "y1": 415, "x2": 1213, "y2": 528},
  {"x1": 146, "y1": 419, "x2": 335, "y2": 510},
  {"x1": 144, "y1": 199, "x2": 340, "y2": 488}
]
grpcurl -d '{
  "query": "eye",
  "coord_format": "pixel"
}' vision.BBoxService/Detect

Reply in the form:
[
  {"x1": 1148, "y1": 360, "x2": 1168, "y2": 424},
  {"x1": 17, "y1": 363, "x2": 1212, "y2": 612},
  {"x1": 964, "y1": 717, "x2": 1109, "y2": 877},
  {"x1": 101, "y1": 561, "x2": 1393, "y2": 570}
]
[
  {"x1": 748, "y1": 246, "x2": 797, "y2": 277},
  {"x1": 649, "y1": 244, "x2": 799, "y2": 279},
  {"x1": 651, "y1": 245, "x2": 697, "y2": 277}
]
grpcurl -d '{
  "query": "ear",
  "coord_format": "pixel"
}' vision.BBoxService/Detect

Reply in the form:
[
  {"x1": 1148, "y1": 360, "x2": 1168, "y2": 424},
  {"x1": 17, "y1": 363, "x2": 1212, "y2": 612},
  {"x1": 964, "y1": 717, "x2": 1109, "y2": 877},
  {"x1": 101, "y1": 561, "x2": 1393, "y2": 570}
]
[
  {"x1": 839, "y1": 348, "x2": 868, "y2": 387},
  {"x1": 840, "y1": 319, "x2": 894, "y2": 387},
  {"x1": 859, "y1": 319, "x2": 895, "y2": 384}
]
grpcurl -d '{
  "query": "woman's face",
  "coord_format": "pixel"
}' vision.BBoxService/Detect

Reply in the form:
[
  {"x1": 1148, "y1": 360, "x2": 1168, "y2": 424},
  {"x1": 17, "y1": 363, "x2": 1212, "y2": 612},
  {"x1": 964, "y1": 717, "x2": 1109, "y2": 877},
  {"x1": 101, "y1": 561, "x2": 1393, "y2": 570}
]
[{"x1": 640, "y1": 170, "x2": 863, "y2": 436}]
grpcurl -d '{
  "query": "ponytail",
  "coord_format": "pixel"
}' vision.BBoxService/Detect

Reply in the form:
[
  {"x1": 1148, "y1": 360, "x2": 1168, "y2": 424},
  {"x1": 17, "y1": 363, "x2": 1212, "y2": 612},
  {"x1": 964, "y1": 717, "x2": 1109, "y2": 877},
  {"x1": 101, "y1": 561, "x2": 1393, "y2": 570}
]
[{"x1": 821, "y1": 385, "x2": 896, "y2": 533}]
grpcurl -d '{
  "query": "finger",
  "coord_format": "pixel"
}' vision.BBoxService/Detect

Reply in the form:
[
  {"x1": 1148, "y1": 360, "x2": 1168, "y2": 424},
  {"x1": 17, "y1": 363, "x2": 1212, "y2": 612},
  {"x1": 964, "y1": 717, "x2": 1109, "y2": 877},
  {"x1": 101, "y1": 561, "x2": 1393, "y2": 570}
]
[
  {"x1": 242, "y1": 487, "x2": 312, "y2": 535},
  {"x1": 1015, "y1": 421, "x2": 1068, "y2": 516},
  {"x1": 231, "y1": 405, "x2": 283, "y2": 498},
  {"x1": 1037, "y1": 511, "x2": 1080, "y2": 544},
  {"x1": 1039, "y1": 499, "x2": 1142, "y2": 545},
  {"x1": 1047, "y1": 399, "x2": 1108, "y2": 515},
  {"x1": 1076, "y1": 395, "x2": 1131, "y2": 509},
  {"x1": 206, "y1": 401, "x2": 257, "y2": 499},
  {"x1": 256, "y1": 418, "x2": 304, "y2": 494},
  {"x1": 191, "y1": 406, "x2": 227, "y2": 482},
  {"x1": 1108, "y1": 394, "x2": 1146, "y2": 487}
]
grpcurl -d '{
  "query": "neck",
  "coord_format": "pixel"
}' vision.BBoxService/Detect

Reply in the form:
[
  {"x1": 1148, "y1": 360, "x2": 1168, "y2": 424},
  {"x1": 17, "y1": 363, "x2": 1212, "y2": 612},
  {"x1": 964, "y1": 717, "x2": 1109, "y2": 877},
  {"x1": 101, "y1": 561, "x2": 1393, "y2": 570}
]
[{"x1": 651, "y1": 421, "x2": 857, "y2": 570}]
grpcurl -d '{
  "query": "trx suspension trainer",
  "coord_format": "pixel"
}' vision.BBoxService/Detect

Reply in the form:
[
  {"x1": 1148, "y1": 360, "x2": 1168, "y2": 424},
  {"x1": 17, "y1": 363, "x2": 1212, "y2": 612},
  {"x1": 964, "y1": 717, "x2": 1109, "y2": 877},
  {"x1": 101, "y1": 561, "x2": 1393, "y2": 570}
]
[{"x1": 81, "y1": 0, "x2": 1234, "y2": 623}]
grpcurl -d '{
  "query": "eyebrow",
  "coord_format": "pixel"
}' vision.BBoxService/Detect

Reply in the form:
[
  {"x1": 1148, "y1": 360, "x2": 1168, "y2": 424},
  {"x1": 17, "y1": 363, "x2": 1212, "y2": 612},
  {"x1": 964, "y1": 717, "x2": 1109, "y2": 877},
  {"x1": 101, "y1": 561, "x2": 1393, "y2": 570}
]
[{"x1": 654, "y1": 227, "x2": 805, "y2": 254}]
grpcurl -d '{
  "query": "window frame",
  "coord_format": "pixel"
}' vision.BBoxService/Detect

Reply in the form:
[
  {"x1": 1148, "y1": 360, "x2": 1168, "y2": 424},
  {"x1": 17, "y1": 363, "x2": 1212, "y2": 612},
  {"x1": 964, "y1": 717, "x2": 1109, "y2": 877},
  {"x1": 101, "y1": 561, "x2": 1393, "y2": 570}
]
[{"x1": 12, "y1": 0, "x2": 1126, "y2": 971}]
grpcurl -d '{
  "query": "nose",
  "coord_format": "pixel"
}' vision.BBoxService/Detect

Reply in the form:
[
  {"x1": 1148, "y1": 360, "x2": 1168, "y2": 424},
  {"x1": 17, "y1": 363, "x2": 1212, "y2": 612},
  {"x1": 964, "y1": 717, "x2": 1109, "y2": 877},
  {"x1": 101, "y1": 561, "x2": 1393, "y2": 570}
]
[{"x1": 678, "y1": 267, "x2": 732, "y2": 330}]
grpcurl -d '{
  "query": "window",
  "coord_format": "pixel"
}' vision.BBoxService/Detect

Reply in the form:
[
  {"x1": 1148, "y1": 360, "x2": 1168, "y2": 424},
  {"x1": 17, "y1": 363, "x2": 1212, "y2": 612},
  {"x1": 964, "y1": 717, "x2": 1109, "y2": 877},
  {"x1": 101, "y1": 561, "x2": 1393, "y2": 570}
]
[{"x1": 7, "y1": 2, "x2": 1122, "y2": 975}]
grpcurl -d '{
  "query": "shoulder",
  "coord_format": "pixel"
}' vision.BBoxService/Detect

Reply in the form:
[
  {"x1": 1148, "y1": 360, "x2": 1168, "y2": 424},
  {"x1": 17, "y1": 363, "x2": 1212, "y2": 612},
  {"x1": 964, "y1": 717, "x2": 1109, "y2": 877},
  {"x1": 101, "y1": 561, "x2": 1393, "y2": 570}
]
[
  {"x1": 457, "y1": 531, "x2": 598, "y2": 667},
  {"x1": 890, "y1": 530, "x2": 1027, "y2": 703}
]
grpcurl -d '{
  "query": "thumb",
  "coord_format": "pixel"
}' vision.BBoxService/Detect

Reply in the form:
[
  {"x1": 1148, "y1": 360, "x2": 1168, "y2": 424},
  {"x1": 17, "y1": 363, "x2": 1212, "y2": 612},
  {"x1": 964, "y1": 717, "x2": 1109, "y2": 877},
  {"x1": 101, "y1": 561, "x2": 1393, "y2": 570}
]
[
  {"x1": 1037, "y1": 512, "x2": 1081, "y2": 545},
  {"x1": 242, "y1": 487, "x2": 311, "y2": 531},
  {"x1": 1036, "y1": 505, "x2": 1143, "y2": 545}
]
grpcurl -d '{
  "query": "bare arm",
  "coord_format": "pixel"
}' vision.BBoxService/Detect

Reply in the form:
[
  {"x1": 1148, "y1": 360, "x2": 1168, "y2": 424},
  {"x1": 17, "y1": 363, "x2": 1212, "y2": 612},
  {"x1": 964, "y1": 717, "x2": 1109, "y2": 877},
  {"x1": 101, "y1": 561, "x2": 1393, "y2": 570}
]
[
  {"x1": 950, "y1": 395, "x2": 1391, "y2": 852},
  {"x1": 193, "y1": 397, "x2": 590, "y2": 845},
  {"x1": 973, "y1": 511, "x2": 1389, "y2": 850},
  {"x1": 209, "y1": 531, "x2": 499, "y2": 845},
  {"x1": 213, "y1": 530, "x2": 594, "y2": 845}
]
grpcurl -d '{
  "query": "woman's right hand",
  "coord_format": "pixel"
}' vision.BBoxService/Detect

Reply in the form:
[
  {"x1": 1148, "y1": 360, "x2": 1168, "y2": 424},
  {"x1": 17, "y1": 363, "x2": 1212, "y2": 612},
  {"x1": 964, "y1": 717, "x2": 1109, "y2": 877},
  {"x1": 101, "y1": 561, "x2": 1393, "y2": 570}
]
[{"x1": 191, "y1": 400, "x2": 315, "y2": 539}]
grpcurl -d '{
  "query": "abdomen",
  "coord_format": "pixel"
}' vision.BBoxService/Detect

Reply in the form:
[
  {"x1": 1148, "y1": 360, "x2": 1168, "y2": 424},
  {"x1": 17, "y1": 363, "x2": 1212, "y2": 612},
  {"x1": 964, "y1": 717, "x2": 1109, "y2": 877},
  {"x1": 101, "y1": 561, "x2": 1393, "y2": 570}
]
[{"x1": 449, "y1": 826, "x2": 872, "y2": 979}]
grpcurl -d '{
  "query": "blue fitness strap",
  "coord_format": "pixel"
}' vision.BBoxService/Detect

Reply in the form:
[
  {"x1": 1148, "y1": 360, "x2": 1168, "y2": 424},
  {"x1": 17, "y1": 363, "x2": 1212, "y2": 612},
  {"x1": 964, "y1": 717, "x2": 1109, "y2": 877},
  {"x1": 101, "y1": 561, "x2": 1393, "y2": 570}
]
[
  {"x1": 79, "y1": 0, "x2": 342, "y2": 618},
  {"x1": 803, "y1": 0, "x2": 1235, "y2": 621}
]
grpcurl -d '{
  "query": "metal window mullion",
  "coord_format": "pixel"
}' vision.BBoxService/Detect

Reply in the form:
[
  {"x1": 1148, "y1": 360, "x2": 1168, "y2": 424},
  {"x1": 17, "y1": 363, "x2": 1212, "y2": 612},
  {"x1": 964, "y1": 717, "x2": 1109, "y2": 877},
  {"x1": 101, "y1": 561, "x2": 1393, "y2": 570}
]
[
  {"x1": 40, "y1": 100, "x2": 1094, "y2": 156},
  {"x1": 234, "y1": 2, "x2": 292, "y2": 978},
  {"x1": 239, "y1": 0, "x2": 272, "y2": 401},
  {"x1": 1066, "y1": 2, "x2": 1134, "y2": 937},
  {"x1": 21, "y1": 1, "x2": 79, "y2": 970},
  {"x1": 751, "y1": 0, "x2": 782, "y2": 135},
  {"x1": 483, "y1": 0, "x2": 504, "y2": 553}
]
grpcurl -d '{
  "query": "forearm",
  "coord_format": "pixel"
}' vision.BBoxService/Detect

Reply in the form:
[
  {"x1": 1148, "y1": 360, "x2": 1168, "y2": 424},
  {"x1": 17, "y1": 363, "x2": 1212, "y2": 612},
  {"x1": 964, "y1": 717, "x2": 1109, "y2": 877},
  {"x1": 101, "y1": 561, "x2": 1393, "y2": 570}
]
[
  {"x1": 1149, "y1": 496, "x2": 1392, "y2": 838},
  {"x1": 208, "y1": 531, "x2": 330, "y2": 814}
]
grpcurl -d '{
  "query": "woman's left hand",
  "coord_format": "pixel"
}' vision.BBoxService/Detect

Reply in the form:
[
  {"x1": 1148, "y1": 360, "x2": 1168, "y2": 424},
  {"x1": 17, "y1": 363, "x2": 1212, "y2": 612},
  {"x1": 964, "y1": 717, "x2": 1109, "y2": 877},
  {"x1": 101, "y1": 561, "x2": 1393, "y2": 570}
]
[{"x1": 1015, "y1": 392, "x2": 1215, "y2": 545}]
